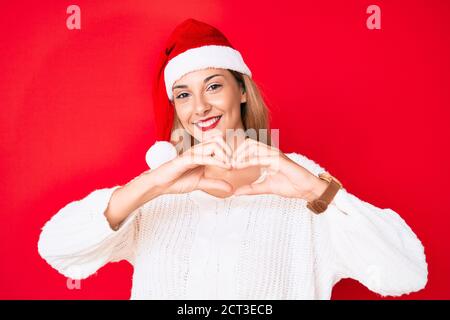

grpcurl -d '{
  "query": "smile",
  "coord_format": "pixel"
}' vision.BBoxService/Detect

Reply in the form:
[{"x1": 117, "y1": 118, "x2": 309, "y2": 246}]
[{"x1": 194, "y1": 115, "x2": 222, "y2": 131}]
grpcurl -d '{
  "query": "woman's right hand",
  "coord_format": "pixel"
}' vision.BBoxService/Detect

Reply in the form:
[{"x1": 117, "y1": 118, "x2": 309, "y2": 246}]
[
  {"x1": 104, "y1": 135, "x2": 234, "y2": 229},
  {"x1": 148, "y1": 135, "x2": 234, "y2": 195}
]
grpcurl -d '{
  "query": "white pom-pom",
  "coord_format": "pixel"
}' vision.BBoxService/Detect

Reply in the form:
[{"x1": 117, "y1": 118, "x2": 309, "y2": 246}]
[{"x1": 145, "y1": 141, "x2": 178, "y2": 169}]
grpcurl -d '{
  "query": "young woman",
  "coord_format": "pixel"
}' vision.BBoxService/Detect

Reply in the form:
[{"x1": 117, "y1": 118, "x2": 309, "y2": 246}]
[{"x1": 38, "y1": 18, "x2": 427, "y2": 299}]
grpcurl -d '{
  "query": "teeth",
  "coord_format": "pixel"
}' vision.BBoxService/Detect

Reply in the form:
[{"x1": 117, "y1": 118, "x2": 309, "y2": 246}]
[{"x1": 196, "y1": 116, "x2": 221, "y2": 128}]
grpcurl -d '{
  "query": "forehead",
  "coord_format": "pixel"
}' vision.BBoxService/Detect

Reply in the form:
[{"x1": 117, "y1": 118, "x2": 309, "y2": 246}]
[{"x1": 173, "y1": 68, "x2": 229, "y2": 86}]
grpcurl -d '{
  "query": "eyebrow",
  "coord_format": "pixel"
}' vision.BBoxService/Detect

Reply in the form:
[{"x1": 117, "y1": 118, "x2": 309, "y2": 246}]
[{"x1": 172, "y1": 74, "x2": 224, "y2": 90}]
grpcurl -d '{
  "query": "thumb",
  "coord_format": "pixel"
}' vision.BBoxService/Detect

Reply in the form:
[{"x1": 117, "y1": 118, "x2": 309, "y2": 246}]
[
  {"x1": 234, "y1": 182, "x2": 267, "y2": 195},
  {"x1": 197, "y1": 178, "x2": 233, "y2": 193}
]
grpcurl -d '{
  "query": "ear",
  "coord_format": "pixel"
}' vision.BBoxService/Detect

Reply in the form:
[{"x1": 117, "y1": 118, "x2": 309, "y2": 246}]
[{"x1": 240, "y1": 85, "x2": 247, "y2": 104}]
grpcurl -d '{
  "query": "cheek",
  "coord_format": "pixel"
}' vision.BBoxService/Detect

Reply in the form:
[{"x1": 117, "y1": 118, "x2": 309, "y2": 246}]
[
  {"x1": 175, "y1": 108, "x2": 191, "y2": 124},
  {"x1": 225, "y1": 101, "x2": 242, "y2": 120},
  {"x1": 209, "y1": 92, "x2": 241, "y2": 115}
]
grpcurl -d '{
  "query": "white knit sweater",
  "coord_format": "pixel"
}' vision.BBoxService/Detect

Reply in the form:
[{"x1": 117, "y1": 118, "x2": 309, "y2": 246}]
[{"x1": 37, "y1": 152, "x2": 428, "y2": 299}]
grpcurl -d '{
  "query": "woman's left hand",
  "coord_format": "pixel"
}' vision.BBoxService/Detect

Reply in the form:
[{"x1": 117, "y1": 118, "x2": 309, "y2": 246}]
[{"x1": 232, "y1": 139, "x2": 326, "y2": 201}]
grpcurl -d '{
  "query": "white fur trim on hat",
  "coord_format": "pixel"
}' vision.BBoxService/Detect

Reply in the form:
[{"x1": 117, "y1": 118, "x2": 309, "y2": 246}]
[
  {"x1": 164, "y1": 45, "x2": 252, "y2": 101},
  {"x1": 145, "y1": 141, "x2": 178, "y2": 169}
]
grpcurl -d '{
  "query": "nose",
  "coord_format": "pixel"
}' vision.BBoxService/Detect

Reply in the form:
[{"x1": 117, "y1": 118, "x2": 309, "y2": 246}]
[{"x1": 193, "y1": 94, "x2": 211, "y2": 115}]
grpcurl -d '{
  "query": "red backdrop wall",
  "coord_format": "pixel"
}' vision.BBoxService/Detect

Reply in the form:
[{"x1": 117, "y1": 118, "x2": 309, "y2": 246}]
[{"x1": 1, "y1": 0, "x2": 449, "y2": 299}]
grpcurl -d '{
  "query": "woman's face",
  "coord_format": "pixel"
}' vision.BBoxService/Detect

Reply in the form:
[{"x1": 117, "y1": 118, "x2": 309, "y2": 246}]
[{"x1": 172, "y1": 68, "x2": 247, "y2": 143}]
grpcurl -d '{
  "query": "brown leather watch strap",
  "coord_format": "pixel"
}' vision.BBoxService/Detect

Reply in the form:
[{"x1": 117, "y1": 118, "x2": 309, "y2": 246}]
[{"x1": 306, "y1": 173, "x2": 342, "y2": 214}]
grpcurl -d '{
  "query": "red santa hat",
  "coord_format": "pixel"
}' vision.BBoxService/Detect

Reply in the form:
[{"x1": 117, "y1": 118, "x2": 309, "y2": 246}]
[{"x1": 151, "y1": 18, "x2": 252, "y2": 142}]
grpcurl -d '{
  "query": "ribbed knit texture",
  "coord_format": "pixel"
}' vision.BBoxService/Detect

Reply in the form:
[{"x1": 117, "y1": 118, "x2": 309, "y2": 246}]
[{"x1": 37, "y1": 152, "x2": 428, "y2": 299}]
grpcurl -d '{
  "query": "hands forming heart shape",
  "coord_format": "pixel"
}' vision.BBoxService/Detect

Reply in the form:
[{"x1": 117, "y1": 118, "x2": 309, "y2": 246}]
[
  {"x1": 226, "y1": 138, "x2": 322, "y2": 200},
  {"x1": 151, "y1": 136, "x2": 326, "y2": 201}
]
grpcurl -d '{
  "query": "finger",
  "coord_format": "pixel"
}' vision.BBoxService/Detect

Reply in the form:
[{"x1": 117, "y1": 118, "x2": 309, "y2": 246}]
[
  {"x1": 191, "y1": 154, "x2": 232, "y2": 169},
  {"x1": 180, "y1": 149, "x2": 232, "y2": 169},
  {"x1": 211, "y1": 135, "x2": 233, "y2": 161},
  {"x1": 203, "y1": 135, "x2": 232, "y2": 162},
  {"x1": 232, "y1": 137, "x2": 254, "y2": 162},
  {"x1": 234, "y1": 144, "x2": 269, "y2": 166},
  {"x1": 234, "y1": 144, "x2": 272, "y2": 164},
  {"x1": 234, "y1": 182, "x2": 269, "y2": 195},
  {"x1": 196, "y1": 138, "x2": 231, "y2": 163},
  {"x1": 233, "y1": 155, "x2": 280, "y2": 171},
  {"x1": 233, "y1": 142, "x2": 253, "y2": 164},
  {"x1": 197, "y1": 178, "x2": 233, "y2": 193},
  {"x1": 195, "y1": 142, "x2": 230, "y2": 165}
]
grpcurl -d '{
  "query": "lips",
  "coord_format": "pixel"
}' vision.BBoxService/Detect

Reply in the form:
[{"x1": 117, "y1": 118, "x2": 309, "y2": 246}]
[{"x1": 194, "y1": 115, "x2": 222, "y2": 131}]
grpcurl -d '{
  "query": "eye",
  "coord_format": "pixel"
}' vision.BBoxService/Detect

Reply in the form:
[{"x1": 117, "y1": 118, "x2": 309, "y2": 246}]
[
  {"x1": 207, "y1": 83, "x2": 222, "y2": 91},
  {"x1": 175, "y1": 92, "x2": 190, "y2": 100}
]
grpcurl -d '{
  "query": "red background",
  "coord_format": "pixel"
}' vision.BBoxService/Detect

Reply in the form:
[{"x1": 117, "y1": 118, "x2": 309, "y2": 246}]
[{"x1": 1, "y1": 1, "x2": 449, "y2": 299}]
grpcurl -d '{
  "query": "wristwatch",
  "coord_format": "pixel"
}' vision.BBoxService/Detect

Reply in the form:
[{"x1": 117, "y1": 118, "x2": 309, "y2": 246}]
[{"x1": 306, "y1": 172, "x2": 343, "y2": 214}]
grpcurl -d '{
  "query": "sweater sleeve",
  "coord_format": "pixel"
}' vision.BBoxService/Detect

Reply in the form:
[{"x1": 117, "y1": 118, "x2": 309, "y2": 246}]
[
  {"x1": 286, "y1": 152, "x2": 428, "y2": 297},
  {"x1": 37, "y1": 185, "x2": 141, "y2": 280}
]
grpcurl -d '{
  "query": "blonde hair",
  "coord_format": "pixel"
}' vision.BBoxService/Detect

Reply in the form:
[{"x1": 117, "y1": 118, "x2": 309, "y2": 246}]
[{"x1": 170, "y1": 69, "x2": 272, "y2": 152}]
